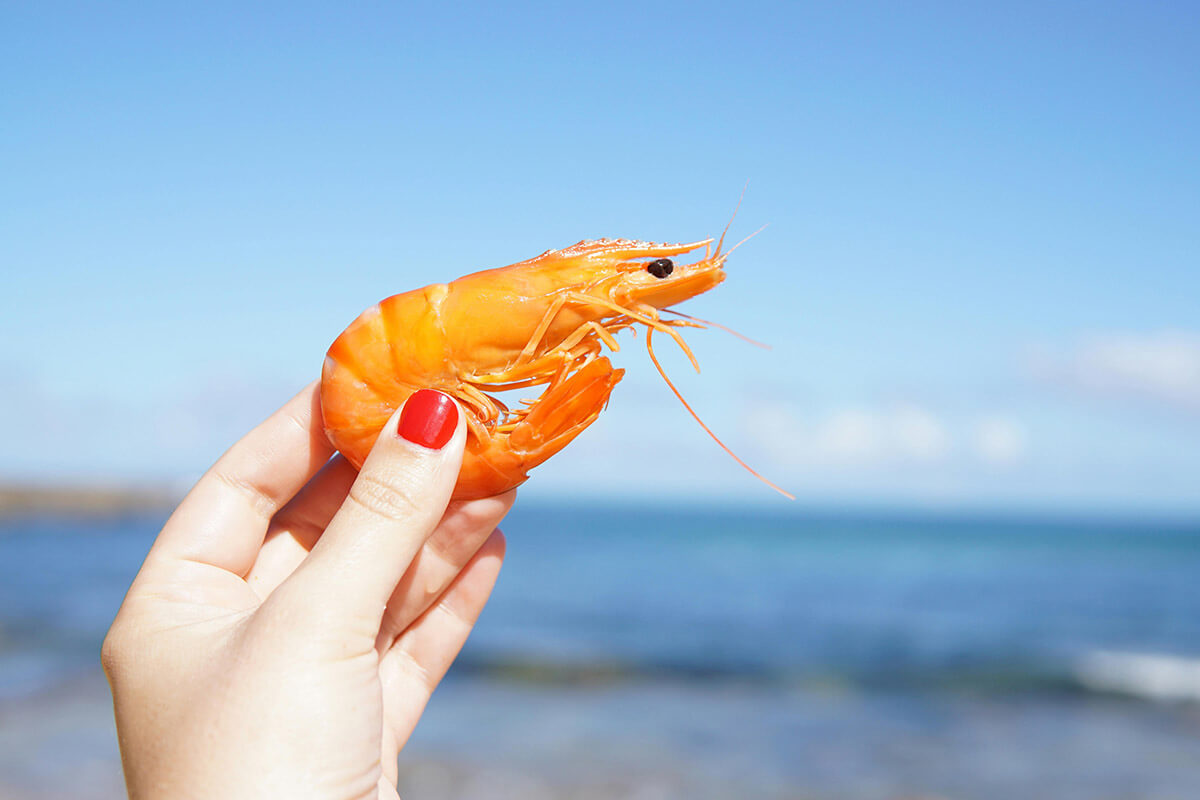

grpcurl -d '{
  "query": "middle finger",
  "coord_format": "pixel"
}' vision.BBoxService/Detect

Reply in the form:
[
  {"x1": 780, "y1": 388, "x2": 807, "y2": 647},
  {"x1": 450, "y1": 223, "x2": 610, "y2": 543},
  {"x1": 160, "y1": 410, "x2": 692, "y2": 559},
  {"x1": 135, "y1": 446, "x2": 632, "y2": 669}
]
[{"x1": 375, "y1": 489, "x2": 516, "y2": 654}]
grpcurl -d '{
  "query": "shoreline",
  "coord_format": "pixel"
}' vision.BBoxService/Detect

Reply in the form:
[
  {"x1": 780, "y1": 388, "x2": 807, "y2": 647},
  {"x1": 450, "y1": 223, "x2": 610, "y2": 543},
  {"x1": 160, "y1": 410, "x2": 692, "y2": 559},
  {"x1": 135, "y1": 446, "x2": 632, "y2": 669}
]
[
  {"x1": 2, "y1": 483, "x2": 1199, "y2": 527},
  {"x1": 0, "y1": 486, "x2": 175, "y2": 518}
]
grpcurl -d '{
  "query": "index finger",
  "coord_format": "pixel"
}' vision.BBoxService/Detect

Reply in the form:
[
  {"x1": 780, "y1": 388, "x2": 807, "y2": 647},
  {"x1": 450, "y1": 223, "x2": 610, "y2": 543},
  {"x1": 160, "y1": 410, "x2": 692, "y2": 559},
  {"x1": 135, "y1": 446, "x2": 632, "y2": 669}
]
[{"x1": 148, "y1": 382, "x2": 336, "y2": 576}]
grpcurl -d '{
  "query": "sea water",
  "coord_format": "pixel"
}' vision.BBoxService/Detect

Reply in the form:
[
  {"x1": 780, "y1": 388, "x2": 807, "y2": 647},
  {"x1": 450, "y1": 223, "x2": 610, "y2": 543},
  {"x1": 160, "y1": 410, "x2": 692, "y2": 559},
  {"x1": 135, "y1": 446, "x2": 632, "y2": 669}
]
[{"x1": 1, "y1": 505, "x2": 1199, "y2": 798}]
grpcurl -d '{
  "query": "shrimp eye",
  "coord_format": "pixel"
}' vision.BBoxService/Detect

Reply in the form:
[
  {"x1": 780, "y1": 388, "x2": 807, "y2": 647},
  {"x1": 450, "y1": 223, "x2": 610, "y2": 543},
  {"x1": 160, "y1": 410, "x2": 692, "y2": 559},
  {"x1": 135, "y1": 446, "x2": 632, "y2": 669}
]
[{"x1": 647, "y1": 258, "x2": 673, "y2": 278}]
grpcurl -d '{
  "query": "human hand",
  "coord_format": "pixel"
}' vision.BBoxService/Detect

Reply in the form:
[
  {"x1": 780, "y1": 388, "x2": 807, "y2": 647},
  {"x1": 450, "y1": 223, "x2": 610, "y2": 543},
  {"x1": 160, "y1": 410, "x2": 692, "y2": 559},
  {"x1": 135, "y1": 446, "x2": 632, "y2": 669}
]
[{"x1": 103, "y1": 384, "x2": 514, "y2": 800}]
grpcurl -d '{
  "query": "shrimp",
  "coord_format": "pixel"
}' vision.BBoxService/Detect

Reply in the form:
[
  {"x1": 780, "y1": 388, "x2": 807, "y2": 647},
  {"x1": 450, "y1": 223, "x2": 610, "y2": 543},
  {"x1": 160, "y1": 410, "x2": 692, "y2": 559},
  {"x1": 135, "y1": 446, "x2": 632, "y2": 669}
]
[{"x1": 320, "y1": 233, "x2": 793, "y2": 500}]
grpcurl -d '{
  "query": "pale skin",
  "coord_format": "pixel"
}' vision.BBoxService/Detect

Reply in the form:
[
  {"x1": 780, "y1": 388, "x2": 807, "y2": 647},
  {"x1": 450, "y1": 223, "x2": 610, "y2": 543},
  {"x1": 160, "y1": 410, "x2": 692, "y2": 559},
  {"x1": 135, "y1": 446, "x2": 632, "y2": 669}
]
[{"x1": 102, "y1": 383, "x2": 515, "y2": 800}]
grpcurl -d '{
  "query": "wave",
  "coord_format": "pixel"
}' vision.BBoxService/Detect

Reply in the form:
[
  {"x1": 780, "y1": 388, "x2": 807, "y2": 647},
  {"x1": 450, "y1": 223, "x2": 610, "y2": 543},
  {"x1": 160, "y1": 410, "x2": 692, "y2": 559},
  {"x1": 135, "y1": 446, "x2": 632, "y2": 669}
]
[
  {"x1": 450, "y1": 652, "x2": 1184, "y2": 700},
  {"x1": 1074, "y1": 650, "x2": 1200, "y2": 703}
]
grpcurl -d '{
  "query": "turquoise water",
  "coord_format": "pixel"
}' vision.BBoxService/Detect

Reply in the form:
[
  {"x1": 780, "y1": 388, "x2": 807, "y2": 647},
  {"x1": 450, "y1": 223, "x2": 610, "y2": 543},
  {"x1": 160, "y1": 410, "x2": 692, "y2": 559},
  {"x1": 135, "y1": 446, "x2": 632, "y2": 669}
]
[
  {"x1": 3, "y1": 505, "x2": 1200, "y2": 695},
  {"x1": 2, "y1": 505, "x2": 1199, "y2": 798},
  {"x1": 476, "y1": 505, "x2": 1200, "y2": 690}
]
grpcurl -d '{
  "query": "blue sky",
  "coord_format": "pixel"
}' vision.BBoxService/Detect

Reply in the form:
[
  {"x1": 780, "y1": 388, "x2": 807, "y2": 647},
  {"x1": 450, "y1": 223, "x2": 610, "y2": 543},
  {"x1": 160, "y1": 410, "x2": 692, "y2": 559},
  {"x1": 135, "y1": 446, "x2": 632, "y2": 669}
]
[{"x1": 2, "y1": 2, "x2": 1198, "y2": 513}]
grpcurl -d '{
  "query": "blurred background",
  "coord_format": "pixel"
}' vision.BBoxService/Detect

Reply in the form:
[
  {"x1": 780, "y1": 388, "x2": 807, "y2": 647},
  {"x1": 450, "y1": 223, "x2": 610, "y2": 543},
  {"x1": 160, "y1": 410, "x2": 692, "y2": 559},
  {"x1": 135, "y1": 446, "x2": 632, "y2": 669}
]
[{"x1": 1, "y1": 2, "x2": 1198, "y2": 799}]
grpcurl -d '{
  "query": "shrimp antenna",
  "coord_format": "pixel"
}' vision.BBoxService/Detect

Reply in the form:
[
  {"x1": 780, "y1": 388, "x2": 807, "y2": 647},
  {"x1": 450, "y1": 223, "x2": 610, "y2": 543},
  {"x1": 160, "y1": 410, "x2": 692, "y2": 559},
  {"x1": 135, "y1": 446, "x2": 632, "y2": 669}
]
[
  {"x1": 662, "y1": 309, "x2": 771, "y2": 349},
  {"x1": 645, "y1": 328, "x2": 795, "y2": 500},
  {"x1": 714, "y1": 181, "x2": 749, "y2": 258},
  {"x1": 725, "y1": 223, "x2": 768, "y2": 259}
]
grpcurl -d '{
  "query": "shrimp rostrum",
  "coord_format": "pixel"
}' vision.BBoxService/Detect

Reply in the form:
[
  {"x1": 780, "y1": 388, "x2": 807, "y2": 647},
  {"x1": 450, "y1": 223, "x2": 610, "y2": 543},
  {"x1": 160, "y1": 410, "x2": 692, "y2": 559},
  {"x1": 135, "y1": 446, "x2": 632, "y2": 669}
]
[{"x1": 321, "y1": 234, "x2": 791, "y2": 500}]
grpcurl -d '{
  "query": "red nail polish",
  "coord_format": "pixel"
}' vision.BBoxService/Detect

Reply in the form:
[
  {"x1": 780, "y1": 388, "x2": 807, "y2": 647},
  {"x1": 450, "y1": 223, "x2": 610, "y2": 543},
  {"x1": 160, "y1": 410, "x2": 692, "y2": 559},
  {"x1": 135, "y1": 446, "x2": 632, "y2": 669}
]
[{"x1": 396, "y1": 390, "x2": 458, "y2": 449}]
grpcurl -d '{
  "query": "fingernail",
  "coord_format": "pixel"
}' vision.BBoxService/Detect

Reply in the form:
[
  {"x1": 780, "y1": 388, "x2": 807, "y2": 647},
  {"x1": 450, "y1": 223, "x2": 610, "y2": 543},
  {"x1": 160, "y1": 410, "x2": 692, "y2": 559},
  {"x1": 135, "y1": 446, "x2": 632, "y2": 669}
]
[{"x1": 396, "y1": 390, "x2": 458, "y2": 449}]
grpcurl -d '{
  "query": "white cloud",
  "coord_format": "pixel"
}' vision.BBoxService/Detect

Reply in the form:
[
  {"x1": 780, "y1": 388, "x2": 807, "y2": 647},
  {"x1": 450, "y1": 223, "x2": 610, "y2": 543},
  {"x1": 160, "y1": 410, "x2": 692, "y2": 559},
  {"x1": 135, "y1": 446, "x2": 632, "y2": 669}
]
[
  {"x1": 744, "y1": 402, "x2": 954, "y2": 468},
  {"x1": 892, "y1": 406, "x2": 952, "y2": 462},
  {"x1": 815, "y1": 409, "x2": 881, "y2": 462},
  {"x1": 1036, "y1": 331, "x2": 1200, "y2": 414},
  {"x1": 741, "y1": 401, "x2": 810, "y2": 467},
  {"x1": 974, "y1": 416, "x2": 1027, "y2": 466}
]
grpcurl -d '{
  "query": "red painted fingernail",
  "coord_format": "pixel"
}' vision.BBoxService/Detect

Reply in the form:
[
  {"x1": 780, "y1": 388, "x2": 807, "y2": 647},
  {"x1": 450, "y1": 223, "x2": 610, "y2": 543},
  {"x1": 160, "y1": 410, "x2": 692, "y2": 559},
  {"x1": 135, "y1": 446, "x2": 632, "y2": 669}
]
[{"x1": 396, "y1": 390, "x2": 458, "y2": 449}]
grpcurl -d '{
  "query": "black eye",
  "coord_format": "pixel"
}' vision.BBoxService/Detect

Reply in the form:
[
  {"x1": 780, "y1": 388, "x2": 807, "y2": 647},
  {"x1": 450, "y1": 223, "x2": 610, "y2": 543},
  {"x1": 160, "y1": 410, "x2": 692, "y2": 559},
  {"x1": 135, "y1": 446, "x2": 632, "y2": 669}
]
[{"x1": 647, "y1": 258, "x2": 673, "y2": 278}]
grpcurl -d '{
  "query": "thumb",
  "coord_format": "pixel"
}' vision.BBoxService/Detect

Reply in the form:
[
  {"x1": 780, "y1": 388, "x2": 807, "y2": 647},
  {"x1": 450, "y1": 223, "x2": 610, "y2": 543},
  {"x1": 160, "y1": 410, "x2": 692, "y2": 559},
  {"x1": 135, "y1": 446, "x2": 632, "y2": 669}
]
[{"x1": 284, "y1": 389, "x2": 467, "y2": 631}]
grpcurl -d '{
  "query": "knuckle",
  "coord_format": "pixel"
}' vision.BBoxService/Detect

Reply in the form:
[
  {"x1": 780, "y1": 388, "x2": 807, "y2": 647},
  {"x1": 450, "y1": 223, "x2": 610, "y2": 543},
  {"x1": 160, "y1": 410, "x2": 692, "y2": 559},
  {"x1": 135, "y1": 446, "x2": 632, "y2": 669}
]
[
  {"x1": 459, "y1": 499, "x2": 499, "y2": 529},
  {"x1": 348, "y1": 472, "x2": 421, "y2": 522},
  {"x1": 456, "y1": 492, "x2": 513, "y2": 529},
  {"x1": 394, "y1": 646, "x2": 436, "y2": 694},
  {"x1": 434, "y1": 597, "x2": 473, "y2": 632},
  {"x1": 211, "y1": 465, "x2": 278, "y2": 520},
  {"x1": 100, "y1": 627, "x2": 130, "y2": 678}
]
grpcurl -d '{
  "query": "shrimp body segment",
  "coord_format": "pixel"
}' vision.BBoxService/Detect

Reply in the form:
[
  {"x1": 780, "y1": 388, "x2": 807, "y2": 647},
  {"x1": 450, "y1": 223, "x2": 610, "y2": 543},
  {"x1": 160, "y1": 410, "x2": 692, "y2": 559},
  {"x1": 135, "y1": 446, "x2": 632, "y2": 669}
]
[{"x1": 320, "y1": 237, "x2": 728, "y2": 499}]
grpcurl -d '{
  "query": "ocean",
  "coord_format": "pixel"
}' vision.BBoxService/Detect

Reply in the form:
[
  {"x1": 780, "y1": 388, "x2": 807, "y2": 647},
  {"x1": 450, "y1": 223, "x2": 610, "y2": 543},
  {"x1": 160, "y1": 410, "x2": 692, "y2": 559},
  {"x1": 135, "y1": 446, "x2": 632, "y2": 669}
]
[{"x1": 1, "y1": 504, "x2": 1199, "y2": 799}]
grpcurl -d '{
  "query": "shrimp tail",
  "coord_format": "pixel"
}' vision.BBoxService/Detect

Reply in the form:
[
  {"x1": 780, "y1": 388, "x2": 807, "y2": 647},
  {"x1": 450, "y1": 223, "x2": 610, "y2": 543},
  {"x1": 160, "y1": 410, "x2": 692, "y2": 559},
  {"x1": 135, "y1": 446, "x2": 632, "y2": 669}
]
[{"x1": 455, "y1": 357, "x2": 625, "y2": 499}]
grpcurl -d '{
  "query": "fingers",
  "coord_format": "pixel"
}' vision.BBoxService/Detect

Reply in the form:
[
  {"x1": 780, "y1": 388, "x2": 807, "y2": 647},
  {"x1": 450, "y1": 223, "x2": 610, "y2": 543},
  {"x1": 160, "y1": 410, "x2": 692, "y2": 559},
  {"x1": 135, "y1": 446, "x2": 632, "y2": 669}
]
[
  {"x1": 243, "y1": 455, "x2": 358, "y2": 599},
  {"x1": 149, "y1": 382, "x2": 334, "y2": 575},
  {"x1": 245, "y1": 461, "x2": 513, "y2": 610},
  {"x1": 376, "y1": 489, "x2": 516, "y2": 652},
  {"x1": 379, "y1": 529, "x2": 506, "y2": 750},
  {"x1": 280, "y1": 391, "x2": 467, "y2": 633}
]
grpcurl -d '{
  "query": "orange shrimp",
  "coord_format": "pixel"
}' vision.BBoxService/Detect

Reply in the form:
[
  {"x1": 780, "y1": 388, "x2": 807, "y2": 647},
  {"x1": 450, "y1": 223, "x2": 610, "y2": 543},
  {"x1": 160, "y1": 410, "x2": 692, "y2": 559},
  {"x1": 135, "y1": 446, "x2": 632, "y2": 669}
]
[{"x1": 320, "y1": 233, "x2": 793, "y2": 500}]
